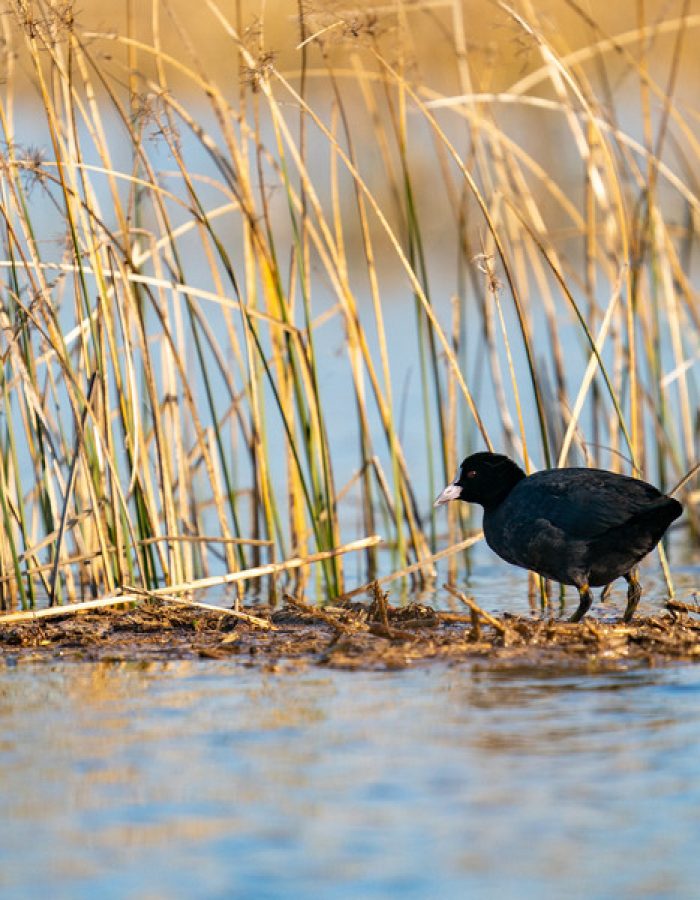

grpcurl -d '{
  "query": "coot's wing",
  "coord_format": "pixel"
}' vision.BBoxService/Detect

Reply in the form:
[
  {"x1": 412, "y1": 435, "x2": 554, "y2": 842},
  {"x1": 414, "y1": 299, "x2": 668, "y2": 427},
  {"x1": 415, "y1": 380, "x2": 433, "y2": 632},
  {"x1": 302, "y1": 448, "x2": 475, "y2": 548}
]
[{"x1": 519, "y1": 469, "x2": 665, "y2": 540}]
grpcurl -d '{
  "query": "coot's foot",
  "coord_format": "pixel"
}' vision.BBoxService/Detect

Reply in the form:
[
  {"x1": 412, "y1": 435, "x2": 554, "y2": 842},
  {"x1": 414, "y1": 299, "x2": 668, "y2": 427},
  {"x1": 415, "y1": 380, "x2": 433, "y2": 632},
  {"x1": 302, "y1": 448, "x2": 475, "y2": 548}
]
[
  {"x1": 622, "y1": 570, "x2": 642, "y2": 623},
  {"x1": 569, "y1": 584, "x2": 594, "y2": 622}
]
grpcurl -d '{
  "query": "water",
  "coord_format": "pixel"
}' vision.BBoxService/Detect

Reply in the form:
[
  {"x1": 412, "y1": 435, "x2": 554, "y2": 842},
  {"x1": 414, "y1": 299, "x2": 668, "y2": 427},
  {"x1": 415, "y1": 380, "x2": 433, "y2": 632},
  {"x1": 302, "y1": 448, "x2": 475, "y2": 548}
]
[{"x1": 3, "y1": 657, "x2": 700, "y2": 898}]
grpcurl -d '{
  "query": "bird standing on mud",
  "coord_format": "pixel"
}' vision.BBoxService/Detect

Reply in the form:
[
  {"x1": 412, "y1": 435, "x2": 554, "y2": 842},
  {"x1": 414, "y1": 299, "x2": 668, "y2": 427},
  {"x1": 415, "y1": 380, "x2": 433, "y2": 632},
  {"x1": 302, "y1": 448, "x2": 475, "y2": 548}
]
[{"x1": 434, "y1": 452, "x2": 683, "y2": 622}]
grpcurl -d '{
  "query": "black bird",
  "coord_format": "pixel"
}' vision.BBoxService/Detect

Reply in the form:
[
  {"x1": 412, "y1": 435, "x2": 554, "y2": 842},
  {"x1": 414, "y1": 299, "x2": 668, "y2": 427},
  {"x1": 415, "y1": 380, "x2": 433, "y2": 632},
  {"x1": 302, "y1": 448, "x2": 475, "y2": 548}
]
[{"x1": 434, "y1": 452, "x2": 683, "y2": 622}]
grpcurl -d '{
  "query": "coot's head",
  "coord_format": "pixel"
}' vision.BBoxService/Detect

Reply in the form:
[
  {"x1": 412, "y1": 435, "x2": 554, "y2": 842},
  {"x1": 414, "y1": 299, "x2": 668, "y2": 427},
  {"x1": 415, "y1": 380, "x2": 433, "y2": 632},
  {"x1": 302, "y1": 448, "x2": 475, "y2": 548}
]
[{"x1": 434, "y1": 452, "x2": 526, "y2": 509}]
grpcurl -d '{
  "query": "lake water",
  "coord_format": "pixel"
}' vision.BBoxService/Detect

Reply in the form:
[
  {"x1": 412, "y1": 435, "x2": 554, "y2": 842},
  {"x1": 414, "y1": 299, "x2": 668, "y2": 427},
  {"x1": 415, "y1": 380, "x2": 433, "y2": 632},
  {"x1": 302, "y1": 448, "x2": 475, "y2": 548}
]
[
  {"x1": 3, "y1": 650, "x2": 700, "y2": 899},
  {"x1": 2, "y1": 6, "x2": 699, "y2": 895}
]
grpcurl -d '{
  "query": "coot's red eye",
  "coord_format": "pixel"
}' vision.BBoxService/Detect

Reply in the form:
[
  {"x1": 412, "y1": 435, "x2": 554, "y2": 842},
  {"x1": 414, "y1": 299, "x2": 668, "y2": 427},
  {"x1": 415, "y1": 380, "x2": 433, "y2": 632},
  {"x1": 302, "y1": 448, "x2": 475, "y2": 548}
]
[{"x1": 466, "y1": 470, "x2": 477, "y2": 478}]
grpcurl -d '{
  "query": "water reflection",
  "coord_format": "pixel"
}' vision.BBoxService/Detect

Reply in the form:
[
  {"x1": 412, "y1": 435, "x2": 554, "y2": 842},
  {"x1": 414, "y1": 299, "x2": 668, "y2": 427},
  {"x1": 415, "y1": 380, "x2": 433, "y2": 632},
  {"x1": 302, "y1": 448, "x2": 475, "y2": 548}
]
[{"x1": 2, "y1": 661, "x2": 700, "y2": 897}]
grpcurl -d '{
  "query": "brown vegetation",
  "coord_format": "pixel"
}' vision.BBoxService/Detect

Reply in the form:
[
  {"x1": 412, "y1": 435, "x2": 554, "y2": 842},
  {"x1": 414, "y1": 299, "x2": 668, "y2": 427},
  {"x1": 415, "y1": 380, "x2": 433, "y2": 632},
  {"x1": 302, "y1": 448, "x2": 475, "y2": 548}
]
[{"x1": 2, "y1": 586, "x2": 699, "y2": 671}]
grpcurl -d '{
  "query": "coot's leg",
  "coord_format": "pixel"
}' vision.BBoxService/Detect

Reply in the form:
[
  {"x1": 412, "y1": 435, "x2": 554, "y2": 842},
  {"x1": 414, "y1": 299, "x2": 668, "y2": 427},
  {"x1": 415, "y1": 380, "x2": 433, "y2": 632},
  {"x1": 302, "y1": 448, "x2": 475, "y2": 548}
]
[
  {"x1": 622, "y1": 570, "x2": 642, "y2": 623},
  {"x1": 569, "y1": 583, "x2": 594, "y2": 622},
  {"x1": 600, "y1": 583, "x2": 613, "y2": 603}
]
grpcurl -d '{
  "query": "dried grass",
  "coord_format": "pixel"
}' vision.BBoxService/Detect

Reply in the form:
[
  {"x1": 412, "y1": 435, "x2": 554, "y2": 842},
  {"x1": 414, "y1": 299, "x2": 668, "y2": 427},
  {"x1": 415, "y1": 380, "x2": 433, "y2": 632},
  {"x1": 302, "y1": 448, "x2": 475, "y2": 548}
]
[{"x1": 2, "y1": 583, "x2": 699, "y2": 671}]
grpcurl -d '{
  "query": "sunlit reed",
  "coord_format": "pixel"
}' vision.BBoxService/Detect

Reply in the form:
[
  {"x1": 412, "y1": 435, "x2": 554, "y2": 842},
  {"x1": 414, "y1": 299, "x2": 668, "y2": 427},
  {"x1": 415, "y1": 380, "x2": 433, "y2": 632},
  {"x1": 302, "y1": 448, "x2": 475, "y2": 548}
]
[{"x1": 0, "y1": 0, "x2": 695, "y2": 609}]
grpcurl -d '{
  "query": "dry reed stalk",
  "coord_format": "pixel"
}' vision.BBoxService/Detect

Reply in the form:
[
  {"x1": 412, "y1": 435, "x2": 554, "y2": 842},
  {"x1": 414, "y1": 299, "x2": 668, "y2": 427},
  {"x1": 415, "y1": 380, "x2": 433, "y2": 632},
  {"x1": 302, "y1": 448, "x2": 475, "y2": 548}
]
[
  {"x1": 370, "y1": 52, "x2": 552, "y2": 462},
  {"x1": 443, "y1": 582, "x2": 515, "y2": 640},
  {"x1": 667, "y1": 598, "x2": 700, "y2": 616},
  {"x1": 284, "y1": 593, "x2": 365, "y2": 635},
  {"x1": 501, "y1": 2, "x2": 638, "y2": 463},
  {"x1": 145, "y1": 535, "x2": 382, "y2": 596},
  {"x1": 0, "y1": 594, "x2": 137, "y2": 624},
  {"x1": 268, "y1": 64, "x2": 492, "y2": 449},
  {"x1": 148, "y1": 594, "x2": 273, "y2": 628},
  {"x1": 0, "y1": 591, "x2": 272, "y2": 628},
  {"x1": 335, "y1": 532, "x2": 483, "y2": 601}
]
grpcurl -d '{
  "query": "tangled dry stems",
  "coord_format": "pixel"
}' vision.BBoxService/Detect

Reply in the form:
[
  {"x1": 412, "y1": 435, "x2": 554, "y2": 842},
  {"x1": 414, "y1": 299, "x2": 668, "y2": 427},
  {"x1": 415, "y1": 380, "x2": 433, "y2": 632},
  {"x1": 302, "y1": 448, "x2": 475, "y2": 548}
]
[{"x1": 2, "y1": 585, "x2": 699, "y2": 671}]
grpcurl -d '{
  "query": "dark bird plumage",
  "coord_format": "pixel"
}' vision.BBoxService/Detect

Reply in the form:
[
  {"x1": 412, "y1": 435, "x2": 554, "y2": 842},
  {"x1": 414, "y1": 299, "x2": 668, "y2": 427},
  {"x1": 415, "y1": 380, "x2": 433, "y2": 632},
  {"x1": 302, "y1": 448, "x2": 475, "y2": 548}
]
[{"x1": 434, "y1": 452, "x2": 683, "y2": 622}]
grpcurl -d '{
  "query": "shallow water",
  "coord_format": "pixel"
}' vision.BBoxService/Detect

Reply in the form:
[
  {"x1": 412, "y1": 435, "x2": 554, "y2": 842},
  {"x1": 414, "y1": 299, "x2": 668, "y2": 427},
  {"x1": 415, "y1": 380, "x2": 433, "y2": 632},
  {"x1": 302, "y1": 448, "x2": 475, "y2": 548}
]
[{"x1": 3, "y1": 657, "x2": 700, "y2": 899}]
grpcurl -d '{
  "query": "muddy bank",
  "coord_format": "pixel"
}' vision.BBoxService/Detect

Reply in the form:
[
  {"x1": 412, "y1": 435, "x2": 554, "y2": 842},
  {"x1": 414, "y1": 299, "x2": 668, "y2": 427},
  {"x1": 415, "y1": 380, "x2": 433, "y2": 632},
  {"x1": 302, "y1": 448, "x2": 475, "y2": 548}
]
[{"x1": 1, "y1": 591, "x2": 700, "y2": 671}]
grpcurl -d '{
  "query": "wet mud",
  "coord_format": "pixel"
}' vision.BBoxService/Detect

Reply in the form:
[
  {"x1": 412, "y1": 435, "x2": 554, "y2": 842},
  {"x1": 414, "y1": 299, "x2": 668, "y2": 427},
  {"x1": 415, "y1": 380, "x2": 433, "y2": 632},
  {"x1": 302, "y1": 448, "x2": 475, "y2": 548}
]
[{"x1": 1, "y1": 590, "x2": 700, "y2": 672}]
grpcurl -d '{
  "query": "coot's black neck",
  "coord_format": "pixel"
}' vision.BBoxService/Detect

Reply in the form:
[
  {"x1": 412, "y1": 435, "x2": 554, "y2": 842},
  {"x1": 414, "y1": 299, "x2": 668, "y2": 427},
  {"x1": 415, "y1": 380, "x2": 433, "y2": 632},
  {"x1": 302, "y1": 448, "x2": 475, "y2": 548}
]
[{"x1": 480, "y1": 458, "x2": 526, "y2": 510}]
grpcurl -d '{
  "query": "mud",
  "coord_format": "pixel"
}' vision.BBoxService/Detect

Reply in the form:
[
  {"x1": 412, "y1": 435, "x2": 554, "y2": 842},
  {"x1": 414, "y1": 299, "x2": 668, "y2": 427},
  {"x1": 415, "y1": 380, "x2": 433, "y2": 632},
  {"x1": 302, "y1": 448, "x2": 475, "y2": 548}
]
[{"x1": 1, "y1": 591, "x2": 700, "y2": 672}]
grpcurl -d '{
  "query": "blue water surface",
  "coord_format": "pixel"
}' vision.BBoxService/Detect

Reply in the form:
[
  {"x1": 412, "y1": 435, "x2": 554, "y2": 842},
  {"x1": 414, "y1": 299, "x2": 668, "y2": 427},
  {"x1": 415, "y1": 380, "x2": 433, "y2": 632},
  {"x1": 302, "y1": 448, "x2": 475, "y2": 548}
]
[{"x1": 2, "y1": 657, "x2": 700, "y2": 899}]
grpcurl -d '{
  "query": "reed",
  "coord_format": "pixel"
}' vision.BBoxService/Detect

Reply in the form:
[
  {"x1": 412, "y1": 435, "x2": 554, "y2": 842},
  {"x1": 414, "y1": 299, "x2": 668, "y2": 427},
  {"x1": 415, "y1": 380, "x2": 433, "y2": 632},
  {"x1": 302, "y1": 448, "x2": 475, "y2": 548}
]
[{"x1": 0, "y1": 0, "x2": 695, "y2": 610}]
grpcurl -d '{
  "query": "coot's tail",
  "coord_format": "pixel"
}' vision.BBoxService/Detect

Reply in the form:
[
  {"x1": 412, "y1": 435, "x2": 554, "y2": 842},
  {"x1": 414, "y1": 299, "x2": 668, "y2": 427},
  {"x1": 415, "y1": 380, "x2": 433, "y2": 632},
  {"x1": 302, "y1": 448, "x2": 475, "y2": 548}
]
[
  {"x1": 628, "y1": 495, "x2": 683, "y2": 534},
  {"x1": 591, "y1": 495, "x2": 683, "y2": 566}
]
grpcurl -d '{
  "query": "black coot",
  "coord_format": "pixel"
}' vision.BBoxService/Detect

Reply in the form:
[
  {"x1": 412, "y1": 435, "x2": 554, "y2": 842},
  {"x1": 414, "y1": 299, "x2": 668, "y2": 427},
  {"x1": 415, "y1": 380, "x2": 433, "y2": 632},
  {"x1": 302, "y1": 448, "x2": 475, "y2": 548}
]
[{"x1": 434, "y1": 452, "x2": 683, "y2": 622}]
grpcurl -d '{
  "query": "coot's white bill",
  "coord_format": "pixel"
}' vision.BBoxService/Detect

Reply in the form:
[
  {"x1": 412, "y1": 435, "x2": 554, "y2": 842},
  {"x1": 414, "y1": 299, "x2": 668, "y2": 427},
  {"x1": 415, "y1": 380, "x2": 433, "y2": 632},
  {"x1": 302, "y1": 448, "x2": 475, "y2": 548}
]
[{"x1": 434, "y1": 483, "x2": 462, "y2": 506}]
